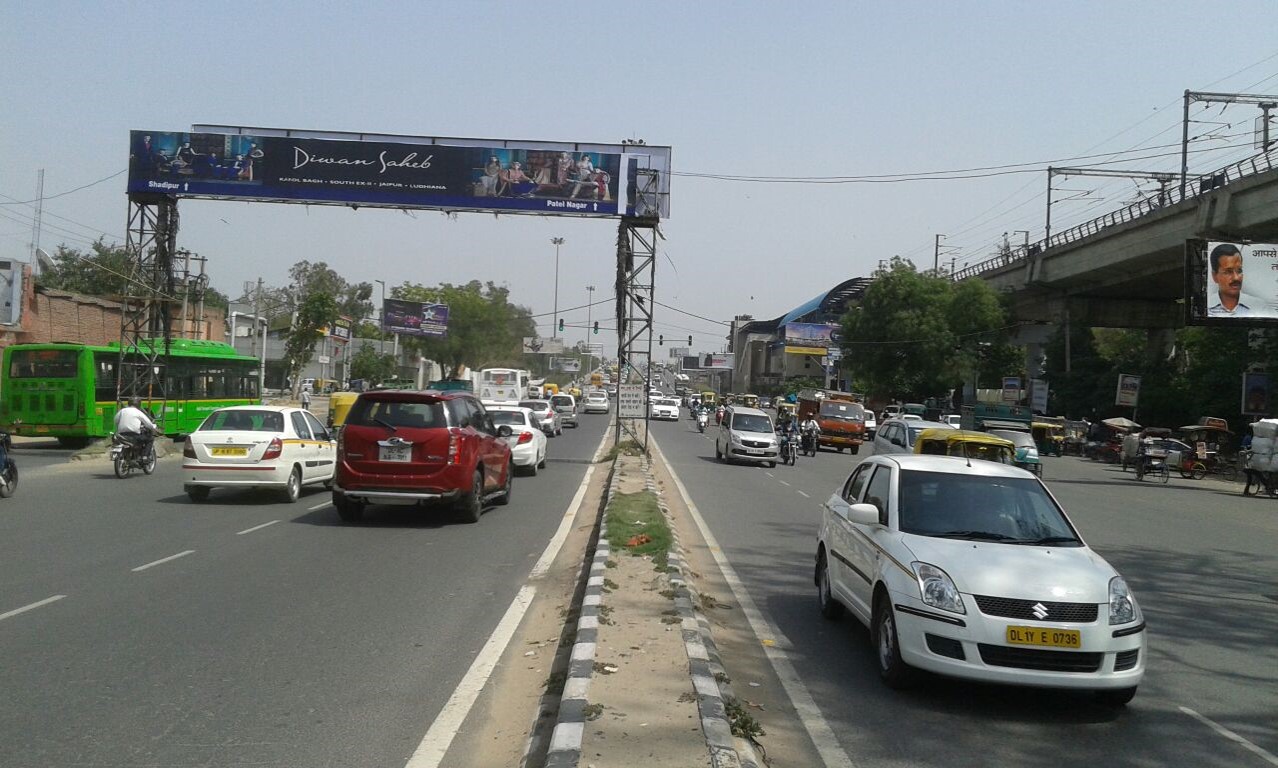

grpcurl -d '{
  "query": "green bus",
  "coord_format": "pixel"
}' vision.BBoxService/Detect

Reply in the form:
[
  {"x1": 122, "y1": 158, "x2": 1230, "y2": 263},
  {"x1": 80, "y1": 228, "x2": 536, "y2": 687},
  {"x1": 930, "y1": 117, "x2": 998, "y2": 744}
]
[{"x1": 1, "y1": 339, "x2": 260, "y2": 445}]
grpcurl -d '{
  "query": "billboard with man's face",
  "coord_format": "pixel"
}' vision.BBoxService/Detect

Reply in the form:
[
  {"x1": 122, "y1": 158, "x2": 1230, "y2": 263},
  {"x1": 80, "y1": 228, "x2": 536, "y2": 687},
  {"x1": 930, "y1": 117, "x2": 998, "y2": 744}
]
[{"x1": 1186, "y1": 240, "x2": 1278, "y2": 324}]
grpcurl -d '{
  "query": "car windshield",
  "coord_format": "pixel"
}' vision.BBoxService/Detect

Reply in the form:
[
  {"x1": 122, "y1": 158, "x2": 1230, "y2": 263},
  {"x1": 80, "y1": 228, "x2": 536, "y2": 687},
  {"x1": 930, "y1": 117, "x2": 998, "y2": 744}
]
[
  {"x1": 991, "y1": 430, "x2": 1035, "y2": 448},
  {"x1": 732, "y1": 414, "x2": 772, "y2": 433},
  {"x1": 347, "y1": 399, "x2": 446, "y2": 429},
  {"x1": 819, "y1": 401, "x2": 864, "y2": 421},
  {"x1": 200, "y1": 410, "x2": 284, "y2": 432},
  {"x1": 489, "y1": 411, "x2": 527, "y2": 427},
  {"x1": 897, "y1": 470, "x2": 1080, "y2": 545}
]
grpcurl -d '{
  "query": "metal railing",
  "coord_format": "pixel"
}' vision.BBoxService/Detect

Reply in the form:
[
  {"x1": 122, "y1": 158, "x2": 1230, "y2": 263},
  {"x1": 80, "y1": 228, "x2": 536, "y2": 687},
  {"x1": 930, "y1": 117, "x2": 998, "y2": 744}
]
[{"x1": 952, "y1": 147, "x2": 1278, "y2": 281}]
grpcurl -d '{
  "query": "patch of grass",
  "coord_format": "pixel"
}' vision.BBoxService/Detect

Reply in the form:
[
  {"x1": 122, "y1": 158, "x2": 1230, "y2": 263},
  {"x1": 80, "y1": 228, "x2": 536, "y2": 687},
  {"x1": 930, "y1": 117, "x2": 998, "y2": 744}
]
[
  {"x1": 661, "y1": 615, "x2": 681, "y2": 624},
  {"x1": 582, "y1": 703, "x2": 605, "y2": 720},
  {"x1": 678, "y1": 691, "x2": 698, "y2": 703},
  {"x1": 658, "y1": 588, "x2": 677, "y2": 600},
  {"x1": 605, "y1": 559, "x2": 617, "y2": 569},
  {"x1": 602, "y1": 578, "x2": 619, "y2": 593},
  {"x1": 544, "y1": 671, "x2": 566, "y2": 692},
  {"x1": 714, "y1": 671, "x2": 731, "y2": 684},
  {"x1": 598, "y1": 440, "x2": 646, "y2": 463},
  {"x1": 605, "y1": 491, "x2": 672, "y2": 567},
  {"x1": 598, "y1": 604, "x2": 614, "y2": 625},
  {"x1": 724, "y1": 697, "x2": 765, "y2": 740}
]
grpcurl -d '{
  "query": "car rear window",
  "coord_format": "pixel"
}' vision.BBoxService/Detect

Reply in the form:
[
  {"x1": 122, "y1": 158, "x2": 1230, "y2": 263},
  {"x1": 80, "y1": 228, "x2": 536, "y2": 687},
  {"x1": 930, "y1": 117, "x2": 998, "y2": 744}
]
[
  {"x1": 551, "y1": 395, "x2": 573, "y2": 407},
  {"x1": 490, "y1": 411, "x2": 527, "y2": 427},
  {"x1": 200, "y1": 410, "x2": 284, "y2": 432},
  {"x1": 347, "y1": 398, "x2": 447, "y2": 429},
  {"x1": 520, "y1": 400, "x2": 550, "y2": 411}
]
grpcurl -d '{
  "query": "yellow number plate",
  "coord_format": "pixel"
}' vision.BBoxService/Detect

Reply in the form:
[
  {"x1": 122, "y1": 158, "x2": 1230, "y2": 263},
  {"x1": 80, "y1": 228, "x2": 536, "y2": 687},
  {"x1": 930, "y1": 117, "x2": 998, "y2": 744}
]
[
  {"x1": 211, "y1": 447, "x2": 248, "y2": 457},
  {"x1": 1006, "y1": 626, "x2": 1081, "y2": 649}
]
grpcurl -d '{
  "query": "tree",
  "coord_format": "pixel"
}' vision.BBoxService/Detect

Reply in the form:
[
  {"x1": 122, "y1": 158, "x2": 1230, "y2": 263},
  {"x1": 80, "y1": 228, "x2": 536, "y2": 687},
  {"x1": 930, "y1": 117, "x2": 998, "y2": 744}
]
[
  {"x1": 288, "y1": 260, "x2": 374, "y2": 324},
  {"x1": 393, "y1": 281, "x2": 535, "y2": 378},
  {"x1": 36, "y1": 240, "x2": 133, "y2": 297},
  {"x1": 348, "y1": 342, "x2": 397, "y2": 385},
  {"x1": 285, "y1": 291, "x2": 339, "y2": 396}
]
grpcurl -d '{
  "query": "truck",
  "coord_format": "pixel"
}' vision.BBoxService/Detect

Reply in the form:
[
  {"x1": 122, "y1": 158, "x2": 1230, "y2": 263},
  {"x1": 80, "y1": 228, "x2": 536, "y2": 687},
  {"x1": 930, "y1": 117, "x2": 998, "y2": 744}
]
[{"x1": 797, "y1": 389, "x2": 867, "y2": 453}]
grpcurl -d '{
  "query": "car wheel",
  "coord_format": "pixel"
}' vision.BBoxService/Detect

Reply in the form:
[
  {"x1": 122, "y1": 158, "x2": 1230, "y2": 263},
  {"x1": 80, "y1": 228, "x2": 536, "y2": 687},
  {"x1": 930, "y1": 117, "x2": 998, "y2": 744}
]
[
  {"x1": 281, "y1": 467, "x2": 301, "y2": 503},
  {"x1": 185, "y1": 484, "x2": 209, "y2": 502},
  {"x1": 817, "y1": 553, "x2": 844, "y2": 620},
  {"x1": 767, "y1": 461, "x2": 776, "y2": 468},
  {"x1": 873, "y1": 597, "x2": 914, "y2": 689},
  {"x1": 1191, "y1": 462, "x2": 1207, "y2": 481},
  {"x1": 525, "y1": 458, "x2": 538, "y2": 477},
  {"x1": 333, "y1": 491, "x2": 364, "y2": 523},
  {"x1": 1095, "y1": 687, "x2": 1137, "y2": 707},
  {"x1": 715, "y1": 442, "x2": 722, "y2": 460},
  {"x1": 459, "y1": 469, "x2": 484, "y2": 524},
  {"x1": 538, "y1": 452, "x2": 547, "y2": 469},
  {"x1": 494, "y1": 462, "x2": 513, "y2": 506}
]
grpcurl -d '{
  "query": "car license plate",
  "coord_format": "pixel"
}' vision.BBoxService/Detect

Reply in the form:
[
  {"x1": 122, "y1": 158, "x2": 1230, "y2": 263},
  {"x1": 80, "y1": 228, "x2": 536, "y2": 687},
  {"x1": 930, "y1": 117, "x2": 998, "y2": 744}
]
[
  {"x1": 379, "y1": 444, "x2": 412, "y2": 462},
  {"x1": 211, "y1": 446, "x2": 248, "y2": 457},
  {"x1": 1005, "y1": 626, "x2": 1082, "y2": 649}
]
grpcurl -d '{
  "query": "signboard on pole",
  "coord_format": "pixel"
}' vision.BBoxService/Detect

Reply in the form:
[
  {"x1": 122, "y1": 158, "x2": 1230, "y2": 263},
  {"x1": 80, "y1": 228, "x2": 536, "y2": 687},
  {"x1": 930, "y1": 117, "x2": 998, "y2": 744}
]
[
  {"x1": 618, "y1": 384, "x2": 645, "y2": 418},
  {"x1": 681, "y1": 356, "x2": 701, "y2": 370},
  {"x1": 1002, "y1": 377, "x2": 1021, "y2": 404},
  {"x1": 129, "y1": 128, "x2": 672, "y2": 219},
  {"x1": 382, "y1": 299, "x2": 448, "y2": 338},
  {"x1": 327, "y1": 315, "x2": 352, "y2": 343},
  {"x1": 1115, "y1": 374, "x2": 1141, "y2": 408},
  {"x1": 1030, "y1": 378, "x2": 1049, "y2": 414},
  {"x1": 1242, "y1": 371, "x2": 1270, "y2": 416},
  {"x1": 522, "y1": 336, "x2": 565, "y2": 354},
  {"x1": 669, "y1": 347, "x2": 690, "y2": 359}
]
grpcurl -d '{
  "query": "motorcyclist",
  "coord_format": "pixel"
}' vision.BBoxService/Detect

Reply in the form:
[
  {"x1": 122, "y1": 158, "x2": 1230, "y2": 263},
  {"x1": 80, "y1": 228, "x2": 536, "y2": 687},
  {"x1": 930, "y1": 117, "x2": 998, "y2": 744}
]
[
  {"x1": 800, "y1": 414, "x2": 820, "y2": 451},
  {"x1": 115, "y1": 397, "x2": 158, "y2": 451}
]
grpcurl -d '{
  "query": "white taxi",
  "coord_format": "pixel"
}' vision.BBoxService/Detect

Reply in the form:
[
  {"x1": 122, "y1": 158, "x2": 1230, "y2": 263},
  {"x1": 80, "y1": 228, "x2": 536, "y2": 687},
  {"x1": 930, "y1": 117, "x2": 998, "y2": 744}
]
[{"x1": 182, "y1": 406, "x2": 336, "y2": 503}]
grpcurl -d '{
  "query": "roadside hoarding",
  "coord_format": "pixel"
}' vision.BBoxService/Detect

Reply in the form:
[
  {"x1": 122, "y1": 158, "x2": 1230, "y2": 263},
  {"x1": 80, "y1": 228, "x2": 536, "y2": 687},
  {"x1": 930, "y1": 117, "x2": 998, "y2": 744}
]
[
  {"x1": 382, "y1": 299, "x2": 449, "y2": 337},
  {"x1": 701, "y1": 353, "x2": 735, "y2": 370},
  {"x1": 1030, "y1": 378, "x2": 1049, "y2": 414},
  {"x1": 681, "y1": 356, "x2": 701, "y2": 370},
  {"x1": 327, "y1": 315, "x2": 352, "y2": 342},
  {"x1": 784, "y1": 323, "x2": 839, "y2": 346},
  {"x1": 669, "y1": 347, "x2": 689, "y2": 359},
  {"x1": 1185, "y1": 239, "x2": 1278, "y2": 325},
  {"x1": 129, "y1": 128, "x2": 671, "y2": 219},
  {"x1": 1242, "y1": 371, "x2": 1271, "y2": 416},
  {"x1": 554, "y1": 357, "x2": 581, "y2": 373},
  {"x1": 522, "y1": 336, "x2": 565, "y2": 354},
  {"x1": 1001, "y1": 376, "x2": 1021, "y2": 403},
  {"x1": 1115, "y1": 373, "x2": 1141, "y2": 408},
  {"x1": 618, "y1": 384, "x2": 645, "y2": 418}
]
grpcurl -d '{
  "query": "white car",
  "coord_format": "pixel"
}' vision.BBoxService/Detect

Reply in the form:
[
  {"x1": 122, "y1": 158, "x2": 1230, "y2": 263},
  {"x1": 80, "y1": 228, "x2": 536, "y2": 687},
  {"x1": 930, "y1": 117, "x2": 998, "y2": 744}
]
[
  {"x1": 583, "y1": 391, "x2": 610, "y2": 414},
  {"x1": 182, "y1": 406, "x2": 335, "y2": 503},
  {"x1": 649, "y1": 397, "x2": 680, "y2": 421},
  {"x1": 815, "y1": 454, "x2": 1145, "y2": 706},
  {"x1": 873, "y1": 418, "x2": 952, "y2": 455},
  {"x1": 550, "y1": 393, "x2": 579, "y2": 428},
  {"x1": 519, "y1": 399, "x2": 562, "y2": 436},
  {"x1": 715, "y1": 406, "x2": 780, "y2": 466},
  {"x1": 488, "y1": 406, "x2": 548, "y2": 475}
]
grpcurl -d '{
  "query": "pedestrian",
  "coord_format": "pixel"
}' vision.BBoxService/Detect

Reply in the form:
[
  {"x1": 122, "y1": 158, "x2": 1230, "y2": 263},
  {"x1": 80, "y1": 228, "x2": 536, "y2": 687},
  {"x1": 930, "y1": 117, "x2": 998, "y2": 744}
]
[{"x1": 301, "y1": 388, "x2": 312, "y2": 412}]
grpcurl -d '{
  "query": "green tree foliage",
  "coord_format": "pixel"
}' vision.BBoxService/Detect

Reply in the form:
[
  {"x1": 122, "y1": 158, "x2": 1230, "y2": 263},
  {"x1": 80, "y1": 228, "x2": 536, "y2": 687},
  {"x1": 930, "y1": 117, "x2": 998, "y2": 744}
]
[
  {"x1": 36, "y1": 240, "x2": 134, "y2": 297},
  {"x1": 285, "y1": 291, "x2": 339, "y2": 396},
  {"x1": 288, "y1": 260, "x2": 374, "y2": 324},
  {"x1": 841, "y1": 258, "x2": 1012, "y2": 401},
  {"x1": 393, "y1": 280, "x2": 535, "y2": 378},
  {"x1": 348, "y1": 342, "x2": 397, "y2": 385}
]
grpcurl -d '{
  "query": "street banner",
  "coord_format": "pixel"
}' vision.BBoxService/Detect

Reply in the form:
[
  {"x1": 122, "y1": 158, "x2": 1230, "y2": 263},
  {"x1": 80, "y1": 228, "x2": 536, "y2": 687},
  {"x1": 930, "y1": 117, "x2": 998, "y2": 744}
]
[
  {"x1": 1115, "y1": 373, "x2": 1141, "y2": 408},
  {"x1": 618, "y1": 384, "x2": 645, "y2": 418},
  {"x1": 129, "y1": 129, "x2": 672, "y2": 219},
  {"x1": 554, "y1": 357, "x2": 581, "y2": 373},
  {"x1": 382, "y1": 299, "x2": 449, "y2": 337},
  {"x1": 702, "y1": 353, "x2": 735, "y2": 370},
  {"x1": 522, "y1": 336, "x2": 565, "y2": 354},
  {"x1": 1242, "y1": 371, "x2": 1271, "y2": 416},
  {"x1": 1002, "y1": 376, "x2": 1021, "y2": 403}
]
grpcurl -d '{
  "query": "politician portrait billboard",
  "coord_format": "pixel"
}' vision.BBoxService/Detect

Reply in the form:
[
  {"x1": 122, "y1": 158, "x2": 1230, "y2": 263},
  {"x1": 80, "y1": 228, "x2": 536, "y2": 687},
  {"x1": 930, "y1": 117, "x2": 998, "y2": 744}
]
[
  {"x1": 1187, "y1": 240, "x2": 1278, "y2": 323},
  {"x1": 128, "y1": 130, "x2": 667, "y2": 219},
  {"x1": 382, "y1": 299, "x2": 449, "y2": 338}
]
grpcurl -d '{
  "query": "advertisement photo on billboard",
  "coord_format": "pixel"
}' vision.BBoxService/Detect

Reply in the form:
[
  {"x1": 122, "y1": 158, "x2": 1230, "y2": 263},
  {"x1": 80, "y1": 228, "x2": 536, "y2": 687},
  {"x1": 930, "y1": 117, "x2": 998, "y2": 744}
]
[
  {"x1": 1186, "y1": 239, "x2": 1278, "y2": 324},
  {"x1": 129, "y1": 129, "x2": 670, "y2": 219},
  {"x1": 1242, "y1": 371, "x2": 1271, "y2": 416},
  {"x1": 702, "y1": 353, "x2": 735, "y2": 370},
  {"x1": 381, "y1": 299, "x2": 449, "y2": 338},
  {"x1": 1115, "y1": 373, "x2": 1141, "y2": 408}
]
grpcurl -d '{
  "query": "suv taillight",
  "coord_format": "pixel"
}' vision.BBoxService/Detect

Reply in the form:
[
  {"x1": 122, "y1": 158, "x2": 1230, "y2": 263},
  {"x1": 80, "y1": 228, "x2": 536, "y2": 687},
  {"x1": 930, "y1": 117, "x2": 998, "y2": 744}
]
[
  {"x1": 336, "y1": 427, "x2": 344, "y2": 454},
  {"x1": 448, "y1": 428, "x2": 462, "y2": 465},
  {"x1": 263, "y1": 437, "x2": 283, "y2": 460},
  {"x1": 183, "y1": 437, "x2": 195, "y2": 459},
  {"x1": 517, "y1": 431, "x2": 533, "y2": 444}
]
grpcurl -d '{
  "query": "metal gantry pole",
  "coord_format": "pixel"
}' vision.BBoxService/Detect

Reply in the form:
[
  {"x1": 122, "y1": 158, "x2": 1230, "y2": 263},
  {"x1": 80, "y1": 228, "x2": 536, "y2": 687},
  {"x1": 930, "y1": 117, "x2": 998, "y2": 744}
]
[
  {"x1": 119, "y1": 194, "x2": 178, "y2": 429},
  {"x1": 613, "y1": 169, "x2": 661, "y2": 453}
]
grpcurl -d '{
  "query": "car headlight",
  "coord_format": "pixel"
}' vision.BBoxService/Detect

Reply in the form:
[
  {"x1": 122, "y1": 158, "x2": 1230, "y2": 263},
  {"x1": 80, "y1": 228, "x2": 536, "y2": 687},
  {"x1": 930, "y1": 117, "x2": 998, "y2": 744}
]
[
  {"x1": 911, "y1": 562, "x2": 966, "y2": 614},
  {"x1": 1109, "y1": 576, "x2": 1139, "y2": 625}
]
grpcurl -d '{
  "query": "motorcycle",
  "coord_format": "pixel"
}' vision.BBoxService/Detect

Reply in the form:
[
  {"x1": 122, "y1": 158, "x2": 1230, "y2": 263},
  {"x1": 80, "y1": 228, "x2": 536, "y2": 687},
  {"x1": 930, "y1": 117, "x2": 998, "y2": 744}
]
[
  {"x1": 111, "y1": 431, "x2": 157, "y2": 478},
  {"x1": 715, "y1": 406, "x2": 725, "y2": 426},
  {"x1": 800, "y1": 426, "x2": 820, "y2": 457},
  {"x1": 0, "y1": 430, "x2": 17, "y2": 497},
  {"x1": 780, "y1": 431, "x2": 798, "y2": 466},
  {"x1": 697, "y1": 410, "x2": 709, "y2": 433}
]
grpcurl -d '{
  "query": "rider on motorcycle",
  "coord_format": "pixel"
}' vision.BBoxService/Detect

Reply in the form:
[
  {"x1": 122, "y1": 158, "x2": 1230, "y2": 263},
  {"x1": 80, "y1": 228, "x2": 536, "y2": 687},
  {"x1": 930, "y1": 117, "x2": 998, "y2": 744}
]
[
  {"x1": 115, "y1": 397, "x2": 158, "y2": 451},
  {"x1": 799, "y1": 414, "x2": 820, "y2": 452}
]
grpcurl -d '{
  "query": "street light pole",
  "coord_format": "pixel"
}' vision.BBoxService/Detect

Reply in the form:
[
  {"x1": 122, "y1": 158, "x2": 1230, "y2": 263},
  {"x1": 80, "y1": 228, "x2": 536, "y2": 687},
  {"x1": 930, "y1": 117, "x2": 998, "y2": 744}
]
[
  {"x1": 551, "y1": 237, "x2": 564, "y2": 339},
  {"x1": 586, "y1": 284, "x2": 595, "y2": 374}
]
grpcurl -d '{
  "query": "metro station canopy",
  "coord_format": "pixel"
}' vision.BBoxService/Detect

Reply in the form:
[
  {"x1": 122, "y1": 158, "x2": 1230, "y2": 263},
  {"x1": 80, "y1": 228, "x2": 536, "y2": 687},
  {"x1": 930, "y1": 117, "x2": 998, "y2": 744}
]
[{"x1": 740, "y1": 276, "x2": 874, "y2": 336}]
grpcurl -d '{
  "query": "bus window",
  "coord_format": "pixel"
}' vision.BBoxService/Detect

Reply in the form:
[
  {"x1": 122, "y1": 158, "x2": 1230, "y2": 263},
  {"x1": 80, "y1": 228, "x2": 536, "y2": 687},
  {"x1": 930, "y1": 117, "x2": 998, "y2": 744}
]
[
  {"x1": 10, "y1": 349, "x2": 79, "y2": 378},
  {"x1": 94, "y1": 355, "x2": 116, "y2": 402}
]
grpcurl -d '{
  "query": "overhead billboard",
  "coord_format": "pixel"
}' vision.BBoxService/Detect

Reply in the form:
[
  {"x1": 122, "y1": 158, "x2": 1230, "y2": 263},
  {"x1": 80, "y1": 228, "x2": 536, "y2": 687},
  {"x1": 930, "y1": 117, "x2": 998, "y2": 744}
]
[
  {"x1": 682, "y1": 355, "x2": 701, "y2": 370},
  {"x1": 702, "y1": 353, "x2": 735, "y2": 370},
  {"x1": 522, "y1": 336, "x2": 565, "y2": 354},
  {"x1": 382, "y1": 299, "x2": 449, "y2": 337},
  {"x1": 554, "y1": 357, "x2": 581, "y2": 373},
  {"x1": 128, "y1": 128, "x2": 671, "y2": 219},
  {"x1": 1185, "y1": 240, "x2": 1278, "y2": 325},
  {"x1": 326, "y1": 315, "x2": 352, "y2": 343}
]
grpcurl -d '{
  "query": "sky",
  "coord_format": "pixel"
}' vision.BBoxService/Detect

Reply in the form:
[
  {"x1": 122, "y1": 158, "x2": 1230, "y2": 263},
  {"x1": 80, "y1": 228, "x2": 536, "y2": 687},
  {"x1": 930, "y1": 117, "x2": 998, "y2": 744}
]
[{"x1": 3, "y1": 1, "x2": 1277, "y2": 356}]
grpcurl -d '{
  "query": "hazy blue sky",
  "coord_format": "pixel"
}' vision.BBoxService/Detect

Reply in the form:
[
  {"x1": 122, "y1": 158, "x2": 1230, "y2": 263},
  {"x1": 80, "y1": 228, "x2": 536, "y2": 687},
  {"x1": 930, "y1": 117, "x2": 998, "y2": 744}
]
[{"x1": 3, "y1": 1, "x2": 1277, "y2": 353}]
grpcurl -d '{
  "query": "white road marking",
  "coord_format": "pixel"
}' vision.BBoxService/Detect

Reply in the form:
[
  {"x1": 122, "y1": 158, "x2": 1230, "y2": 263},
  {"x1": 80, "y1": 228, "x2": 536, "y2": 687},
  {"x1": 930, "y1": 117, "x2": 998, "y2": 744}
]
[
  {"x1": 308, "y1": 500, "x2": 333, "y2": 511},
  {"x1": 131, "y1": 550, "x2": 195, "y2": 572},
  {"x1": 779, "y1": 480, "x2": 791, "y2": 487},
  {"x1": 650, "y1": 436, "x2": 856, "y2": 768},
  {"x1": 1180, "y1": 707, "x2": 1278, "y2": 765},
  {"x1": 797, "y1": 490, "x2": 810, "y2": 498},
  {"x1": 0, "y1": 594, "x2": 66, "y2": 622},
  {"x1": 405, "y1": 423, "x2": 613, "y2": 768},
  {"x1": 237, "y1": 520, "x2": 280, "y2": 535}
]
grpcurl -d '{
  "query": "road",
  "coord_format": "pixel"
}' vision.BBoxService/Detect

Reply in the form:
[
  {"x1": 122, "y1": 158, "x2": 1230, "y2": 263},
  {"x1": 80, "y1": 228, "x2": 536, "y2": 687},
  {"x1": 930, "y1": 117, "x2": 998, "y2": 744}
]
[
  {"x1": 0, "y1": 411, "x2": 612, "y2": 768},
  {"x1": 652, "y1": 413, "x2": 1278, "y2": 768}
]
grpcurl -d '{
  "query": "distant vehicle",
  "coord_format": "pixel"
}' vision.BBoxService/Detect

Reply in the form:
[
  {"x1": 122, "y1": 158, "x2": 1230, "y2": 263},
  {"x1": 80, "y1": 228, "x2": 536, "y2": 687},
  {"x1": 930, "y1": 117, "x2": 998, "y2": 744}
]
[
  {"x1": 520, "y1": 400, "x2": 562, "y2": 436},
  {"x1": 478, "y1": 368, "x2": 528, "y2": 404},
  {"x1": 583, "y1": 391, "x2": 610, "y2": 414},
  {"x1": 649, "y1": 397, "x2": 680, "y2": 421},
  {"x1": 815, "y1": 454, "x2": 1144, "y2": 706},
  {"x1": 550, "y1": 394, "x2": 579, "y2": 428},
  {"x1": 798, "y1": 390, "x2": 866, "y2": 454},
  {"x1": 183, "y1": 406, "x2": 334, "y2": 503},
  {"x1": 715, "y1": 406, "x2": 779, "y2": 466},
  {"x1": 487, "y1": 406, "x2": 548, "y2": 476}
]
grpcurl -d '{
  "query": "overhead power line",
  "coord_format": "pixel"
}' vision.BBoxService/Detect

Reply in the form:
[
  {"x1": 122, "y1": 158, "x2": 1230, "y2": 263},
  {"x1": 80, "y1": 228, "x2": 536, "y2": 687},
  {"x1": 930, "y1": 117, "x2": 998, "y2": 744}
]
[{"x1": 0, "y1": 169, "x2": 127, "y2": 206}]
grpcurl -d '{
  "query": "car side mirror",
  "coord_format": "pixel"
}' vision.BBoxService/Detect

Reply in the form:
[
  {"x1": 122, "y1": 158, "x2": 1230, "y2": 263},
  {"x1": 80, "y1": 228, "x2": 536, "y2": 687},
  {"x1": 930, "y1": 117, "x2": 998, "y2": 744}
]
[
  {"x1": 497, "y1": 424, "x2": 513, "y2": 438},
  {"x1": 846, "y1": 503, "x2": 880, "y2": 525}
]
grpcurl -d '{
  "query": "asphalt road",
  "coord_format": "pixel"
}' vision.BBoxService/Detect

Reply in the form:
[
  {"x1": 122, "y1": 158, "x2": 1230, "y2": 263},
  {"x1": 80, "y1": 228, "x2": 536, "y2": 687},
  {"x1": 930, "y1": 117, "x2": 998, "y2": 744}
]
[
  {"x1": 652, "y1": 414, "x2": 1278, "y2": 768},
  {"x1": 0, "y1": 410, "x2": 612, "y2": 768}
]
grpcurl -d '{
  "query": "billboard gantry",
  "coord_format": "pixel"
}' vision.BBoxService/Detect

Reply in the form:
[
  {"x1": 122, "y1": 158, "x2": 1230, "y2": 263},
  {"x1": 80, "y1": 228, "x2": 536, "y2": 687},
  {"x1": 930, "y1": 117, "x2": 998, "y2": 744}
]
[{"x1": 129, "y1": 127, "x2": 671, "y2": 219}]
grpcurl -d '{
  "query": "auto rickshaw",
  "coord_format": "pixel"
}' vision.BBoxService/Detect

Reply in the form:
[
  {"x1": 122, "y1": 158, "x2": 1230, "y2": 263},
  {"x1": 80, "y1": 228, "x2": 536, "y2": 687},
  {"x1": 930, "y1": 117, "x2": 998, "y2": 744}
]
[
  {"x1": 914, "y1": 429, "x2": 1016, "y2": 465},
  {"x1": 1063, "y1": 420, "x2": 1088, "y2": 455},
  {"x1": 740, "y1": 393, "x2": 760, "y2": 408},
  {"x1": 776, "y1": 402, "x2": 798, "y2": 422},
  {"x1": 1176, "y1": 421, "x2": 1237, "y2": 480},
  {"x1": 1032, "y1": 420, "x2": 1066, "y2": 457},
  {"x1": 988, "y1": 429, "x2": 1042, "y2": 475},
  {"x1": 701, "y1": 391, "x2": 718, "y2": 407},
  {"x1": 327, "y1": 391, "x2": 360, "y2": 430}
]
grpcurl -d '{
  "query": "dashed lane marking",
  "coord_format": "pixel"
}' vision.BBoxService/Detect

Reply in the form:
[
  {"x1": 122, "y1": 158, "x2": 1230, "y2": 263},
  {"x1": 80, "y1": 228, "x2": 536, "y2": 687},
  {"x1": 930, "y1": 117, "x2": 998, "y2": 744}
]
[
  {"x1": 131, "y1": 550, "x2": 195, "y2": 572},
  {"x1": 0, "y1": 595, "x2": 66, "y2": 622},
  {"x1": 797, "y1": 490, "x2": 810, "y2": 498},
  {"x1": 1180, "y1": 707, "x2": 1278, "y2": 765},
  {"x1": 237, "y1": 520, "x2": 280, "y2": 535}
]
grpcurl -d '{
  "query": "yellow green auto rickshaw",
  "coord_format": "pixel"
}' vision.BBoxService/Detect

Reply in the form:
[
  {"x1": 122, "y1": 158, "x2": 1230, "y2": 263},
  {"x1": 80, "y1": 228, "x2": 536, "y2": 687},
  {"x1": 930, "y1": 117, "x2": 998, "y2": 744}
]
[
  {"x1": 1032, "y1": 420, "x2": 1066, "y2": 457},
  {"x1": 327, "y1": 392, "x2": 360, "y2": 431},
  {"x1": 914, "y1": 428, "x2": 1017, "y2": 466}
]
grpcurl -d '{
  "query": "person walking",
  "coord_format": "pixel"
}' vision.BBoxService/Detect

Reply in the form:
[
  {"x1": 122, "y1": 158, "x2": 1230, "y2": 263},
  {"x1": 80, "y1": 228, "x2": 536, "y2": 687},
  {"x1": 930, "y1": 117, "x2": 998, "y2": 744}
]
[{"x1": 300, "y1": 388, "x2": 312, "y2": 412}]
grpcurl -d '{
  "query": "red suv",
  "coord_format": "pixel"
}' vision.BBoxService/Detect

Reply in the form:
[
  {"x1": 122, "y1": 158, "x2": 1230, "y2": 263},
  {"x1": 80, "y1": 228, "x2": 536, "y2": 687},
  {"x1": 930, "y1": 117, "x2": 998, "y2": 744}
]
[{"x1": 334, "y1": 390, "x2": 513, "y2": 523}]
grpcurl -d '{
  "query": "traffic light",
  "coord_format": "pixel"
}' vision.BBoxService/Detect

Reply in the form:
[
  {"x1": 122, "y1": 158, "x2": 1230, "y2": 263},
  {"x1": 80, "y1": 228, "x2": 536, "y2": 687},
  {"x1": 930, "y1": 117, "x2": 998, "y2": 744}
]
[
  {"x1": 658, "y1": 335, "x2": 664, "y2": 345},
  {"x1": 687, "y1": 335, "x2": 693, "y2": 346},
  {"x1": 558, "y1": 318, "x2": 564, "y2": 332},
  {"x1": 593, "y1": 321, "x2": 599, "y2": 335}
]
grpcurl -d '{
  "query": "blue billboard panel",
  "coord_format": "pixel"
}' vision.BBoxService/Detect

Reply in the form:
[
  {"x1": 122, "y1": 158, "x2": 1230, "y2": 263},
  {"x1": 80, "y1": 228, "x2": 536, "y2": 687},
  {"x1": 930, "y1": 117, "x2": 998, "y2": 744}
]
[
  {"x1": 128, "y1": 130, "x2": 645, "y2": 218},
  {"x1": 382, "y1": 299, "x2": 449, "y2": 338},
  {"x1": 784, "y1": 322, "x2": 840, "y2": 346}
]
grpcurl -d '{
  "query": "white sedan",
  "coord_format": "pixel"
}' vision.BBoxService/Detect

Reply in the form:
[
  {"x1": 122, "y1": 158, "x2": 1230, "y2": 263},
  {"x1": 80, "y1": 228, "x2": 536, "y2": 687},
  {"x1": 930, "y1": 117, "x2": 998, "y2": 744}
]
[
  {"x1": 182, "y1": 406, "x2": 336, "y2": 503},
  {"x1": 649, "y1": 397, "x2": 680, "y2": 421},
  {"x1": 583, "y1": 391, "x2": 610, "y2": 414},
  {"x1": 520, "y1": 399, "x2": 562, "y2": 436},
  {"x1": 488, "y1": 406, "x2": 548, "y2": 475},
  {"x1": 815, "y1": 454, "x2": 1145, "y2": 706}
]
